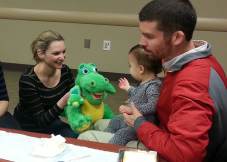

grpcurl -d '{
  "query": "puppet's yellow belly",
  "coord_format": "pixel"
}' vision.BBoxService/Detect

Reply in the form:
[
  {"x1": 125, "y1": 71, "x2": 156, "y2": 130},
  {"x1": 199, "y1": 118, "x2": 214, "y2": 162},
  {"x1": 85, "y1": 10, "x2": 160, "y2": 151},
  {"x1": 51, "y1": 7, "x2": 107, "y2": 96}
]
[{"x1": 81, "y1": 99, "x2": 104, "y2": 124}]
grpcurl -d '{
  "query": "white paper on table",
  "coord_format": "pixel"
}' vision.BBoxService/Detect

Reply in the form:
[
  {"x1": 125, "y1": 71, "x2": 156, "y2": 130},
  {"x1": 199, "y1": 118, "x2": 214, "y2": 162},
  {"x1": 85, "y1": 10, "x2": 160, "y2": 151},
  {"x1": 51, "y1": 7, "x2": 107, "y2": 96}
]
[
  {"x1": 0, "y1": 130, "x2": 119, "y2": 162},
  {"x1": 30, "y1": 134, "x2": 67, "y2": 157},
  {"x1": 56, "y1": 144, "x2": 118, "y2": 162},
  {"x1": 0, "y1": 130, "x2": 48, "y2": 162}
]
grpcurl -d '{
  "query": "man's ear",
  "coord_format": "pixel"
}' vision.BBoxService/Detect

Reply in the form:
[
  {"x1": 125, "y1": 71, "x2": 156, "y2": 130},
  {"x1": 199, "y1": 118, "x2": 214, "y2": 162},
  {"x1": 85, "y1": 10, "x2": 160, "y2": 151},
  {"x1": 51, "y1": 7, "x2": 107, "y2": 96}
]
[
  {"x1": 171, "y1": 31, "x2": 185, "y2": 46},
  {"x1": 139, "y1": 65, "x2": 145, "y2": 74},
  {"x1": 37, "y1": 50, "x2": 44, "y2": 60}
]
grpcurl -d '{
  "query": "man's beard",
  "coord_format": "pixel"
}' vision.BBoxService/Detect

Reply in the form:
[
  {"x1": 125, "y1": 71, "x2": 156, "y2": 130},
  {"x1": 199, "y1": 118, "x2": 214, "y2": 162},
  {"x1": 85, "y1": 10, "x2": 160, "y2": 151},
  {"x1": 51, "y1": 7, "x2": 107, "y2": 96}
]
[{"x1": 142, "y1": 39, "x2": 172, "y2": 61}]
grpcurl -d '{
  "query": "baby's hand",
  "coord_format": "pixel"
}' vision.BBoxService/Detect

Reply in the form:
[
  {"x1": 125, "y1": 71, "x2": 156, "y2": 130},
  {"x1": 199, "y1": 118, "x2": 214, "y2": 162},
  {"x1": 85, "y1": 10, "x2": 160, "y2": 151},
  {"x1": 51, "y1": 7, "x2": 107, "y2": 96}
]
[
  {"x1": 119, "y1": 105, "x2": 133, "y2": 115},
  {"x1": 125, "y1": 99, "x2": 130, "y2": 104},
  {"x1": 118, "y1": 78, "x2": 130, "y2": 91}
]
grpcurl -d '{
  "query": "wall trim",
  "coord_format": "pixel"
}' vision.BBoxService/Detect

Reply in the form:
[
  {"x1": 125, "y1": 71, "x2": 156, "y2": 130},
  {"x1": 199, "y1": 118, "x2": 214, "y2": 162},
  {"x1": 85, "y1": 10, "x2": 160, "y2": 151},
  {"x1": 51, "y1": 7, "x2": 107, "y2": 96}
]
[
  {"x1": 1, "y1": 62, "x2": 138, "y2": 83},
  {"x1": 0, "y1": 7, "x2": 227, "y2": 32}
]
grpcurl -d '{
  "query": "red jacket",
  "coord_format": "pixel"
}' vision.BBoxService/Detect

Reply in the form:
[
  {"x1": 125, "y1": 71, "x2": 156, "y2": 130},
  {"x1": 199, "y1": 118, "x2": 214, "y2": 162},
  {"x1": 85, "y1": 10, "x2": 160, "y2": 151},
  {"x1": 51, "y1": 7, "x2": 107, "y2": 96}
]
[{"x1": 135, "y1": 44, "x2": 227, "y2": 162}]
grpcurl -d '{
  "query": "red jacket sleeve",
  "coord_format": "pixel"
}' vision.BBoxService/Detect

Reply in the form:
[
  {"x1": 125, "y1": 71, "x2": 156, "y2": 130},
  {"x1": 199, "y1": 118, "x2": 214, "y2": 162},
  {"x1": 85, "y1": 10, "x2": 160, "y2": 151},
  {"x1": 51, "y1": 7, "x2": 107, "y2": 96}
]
[{"x1": 136, "y1": 81, "x2": 214, "y2": 162}]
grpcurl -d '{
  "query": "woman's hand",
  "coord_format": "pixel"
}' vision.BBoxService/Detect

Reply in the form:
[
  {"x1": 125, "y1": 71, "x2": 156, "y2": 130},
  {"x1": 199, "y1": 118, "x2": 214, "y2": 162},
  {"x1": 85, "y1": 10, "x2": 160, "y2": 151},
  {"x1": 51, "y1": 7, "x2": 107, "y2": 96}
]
[
  {"x1": 81, "y1": 93, "x2": 86, "y2": 99},
  {"x1": 57, "y1": 92, "x2": 70, "y2": 109}
]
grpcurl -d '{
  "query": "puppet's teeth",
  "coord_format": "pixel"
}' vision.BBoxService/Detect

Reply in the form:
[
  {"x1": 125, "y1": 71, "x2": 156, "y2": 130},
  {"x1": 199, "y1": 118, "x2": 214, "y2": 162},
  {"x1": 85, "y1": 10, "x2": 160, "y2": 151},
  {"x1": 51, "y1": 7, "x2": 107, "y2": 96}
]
[
  {"x1": 90, "y1": 92, "x2": 104, "y2": 100},
  {"x1": 94, "y1": 92, "x2": 104, "y2": 95}
]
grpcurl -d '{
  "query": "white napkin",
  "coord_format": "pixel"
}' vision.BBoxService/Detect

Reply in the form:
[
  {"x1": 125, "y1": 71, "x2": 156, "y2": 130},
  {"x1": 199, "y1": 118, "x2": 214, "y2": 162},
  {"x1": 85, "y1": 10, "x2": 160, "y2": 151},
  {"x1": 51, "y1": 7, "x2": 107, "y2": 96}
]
[{"x1": 30, "y1": 134, "x2": 67, "y2": 158}]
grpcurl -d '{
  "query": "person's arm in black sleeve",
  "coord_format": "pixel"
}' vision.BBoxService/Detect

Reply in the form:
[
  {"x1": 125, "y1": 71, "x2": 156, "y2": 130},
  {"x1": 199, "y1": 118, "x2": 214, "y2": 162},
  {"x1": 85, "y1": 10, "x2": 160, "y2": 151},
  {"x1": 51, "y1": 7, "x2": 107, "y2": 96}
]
[
  {"x1": 0, "y1": 62, "x2": 9, "y2": 117},
  {"x1": 19, "y1": 76, "x2": 67, "y2": 128}
]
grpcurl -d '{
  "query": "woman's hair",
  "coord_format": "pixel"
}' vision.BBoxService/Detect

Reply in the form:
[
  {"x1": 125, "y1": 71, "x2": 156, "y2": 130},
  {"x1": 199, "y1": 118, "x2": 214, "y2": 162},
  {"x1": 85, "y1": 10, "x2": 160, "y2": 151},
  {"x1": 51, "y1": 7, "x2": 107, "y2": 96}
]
[
  {"x1": 129, "y1": 44, "x2": 162, "y2": 74},
  {"x1": 30, "y1": 30, "x2": 64, "y2": 63}
]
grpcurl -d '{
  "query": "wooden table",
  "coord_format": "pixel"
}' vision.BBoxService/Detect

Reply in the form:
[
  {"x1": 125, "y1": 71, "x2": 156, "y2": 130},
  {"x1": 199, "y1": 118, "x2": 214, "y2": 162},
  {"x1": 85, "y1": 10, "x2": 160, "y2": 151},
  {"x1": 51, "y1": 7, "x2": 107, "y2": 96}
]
[{"x1": 0, "y1": 128, "x2": 131, "y2": 162}]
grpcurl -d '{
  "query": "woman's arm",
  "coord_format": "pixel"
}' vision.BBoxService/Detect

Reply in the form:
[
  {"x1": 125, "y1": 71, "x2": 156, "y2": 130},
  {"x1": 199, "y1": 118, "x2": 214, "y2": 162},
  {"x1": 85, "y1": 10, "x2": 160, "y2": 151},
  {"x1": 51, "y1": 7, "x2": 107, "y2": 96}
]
[
  {"x1": 19, "y1": 76, "x2": 64, "y2": 128},
  {"x1": 19, "y1": 65, "x2": 75, "y2": 128},
  {"x1": 57, "y1": 65, "x2": 75, "y2": 108},
  {"x1": 0, "y1": 101, "x2": 8, "y2": 117},
  {"x1": 57, "y1": 92, "x2": 69, "y2": 109}
]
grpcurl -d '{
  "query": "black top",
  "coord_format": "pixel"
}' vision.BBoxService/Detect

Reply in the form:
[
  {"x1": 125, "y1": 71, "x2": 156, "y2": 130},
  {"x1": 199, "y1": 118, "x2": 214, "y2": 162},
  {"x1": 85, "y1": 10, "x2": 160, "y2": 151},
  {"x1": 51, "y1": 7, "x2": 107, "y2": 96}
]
[{"x1": 13, "y1": 64, "x2": 75, "y2": 132}]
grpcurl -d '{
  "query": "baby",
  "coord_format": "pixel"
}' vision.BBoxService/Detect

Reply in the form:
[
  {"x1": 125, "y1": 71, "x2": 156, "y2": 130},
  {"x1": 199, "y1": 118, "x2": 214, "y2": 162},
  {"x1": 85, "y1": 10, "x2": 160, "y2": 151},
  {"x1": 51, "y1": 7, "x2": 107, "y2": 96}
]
[{"x1": 104, "y1": 44, "x2": 163, "y2": 146}]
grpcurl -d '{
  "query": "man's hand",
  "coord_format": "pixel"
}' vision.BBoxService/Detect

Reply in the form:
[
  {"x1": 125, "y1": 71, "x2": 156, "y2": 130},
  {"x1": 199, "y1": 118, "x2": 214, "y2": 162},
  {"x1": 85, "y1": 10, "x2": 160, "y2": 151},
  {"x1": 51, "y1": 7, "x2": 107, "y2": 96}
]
[{"x1": 122, "y1": 102, "x2": 143, "y2": 128}]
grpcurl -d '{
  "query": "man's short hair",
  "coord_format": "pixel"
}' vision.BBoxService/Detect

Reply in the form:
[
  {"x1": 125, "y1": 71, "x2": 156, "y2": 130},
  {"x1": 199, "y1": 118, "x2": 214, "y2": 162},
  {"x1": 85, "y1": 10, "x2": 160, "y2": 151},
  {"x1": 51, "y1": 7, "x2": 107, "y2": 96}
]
[{"x1": 139, "y1": 0, "x2": 197, "y2": 41}]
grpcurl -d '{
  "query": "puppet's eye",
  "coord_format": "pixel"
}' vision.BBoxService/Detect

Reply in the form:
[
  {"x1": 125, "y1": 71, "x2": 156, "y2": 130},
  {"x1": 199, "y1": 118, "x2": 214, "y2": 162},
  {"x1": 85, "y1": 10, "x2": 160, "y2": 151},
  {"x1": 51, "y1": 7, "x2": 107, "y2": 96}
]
[
  {"x1": 82, "y1": 68, "x2": 89, "y2": 74},
  {"x1": 92, "y1": 66, "x2": 98, "y2": 72}
]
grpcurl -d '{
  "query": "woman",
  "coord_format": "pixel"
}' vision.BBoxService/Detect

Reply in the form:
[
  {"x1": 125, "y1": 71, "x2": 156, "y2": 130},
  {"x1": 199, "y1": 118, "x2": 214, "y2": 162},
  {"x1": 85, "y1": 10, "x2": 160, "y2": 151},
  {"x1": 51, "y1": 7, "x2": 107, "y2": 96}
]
[
  {"x1": 13, "y1": 30, "x2": 78, "y2": 138},
  {"x1": 0, "y1": 62, "x2": 21, "y2": 130}
]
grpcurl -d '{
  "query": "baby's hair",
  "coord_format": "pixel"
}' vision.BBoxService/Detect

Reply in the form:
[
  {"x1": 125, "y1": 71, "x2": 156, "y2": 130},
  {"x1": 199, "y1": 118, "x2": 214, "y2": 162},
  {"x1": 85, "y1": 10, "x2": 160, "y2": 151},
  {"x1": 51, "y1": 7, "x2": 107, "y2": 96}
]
[{"x1": 129, "y1": 44, "x2": 162, "y2": 74}]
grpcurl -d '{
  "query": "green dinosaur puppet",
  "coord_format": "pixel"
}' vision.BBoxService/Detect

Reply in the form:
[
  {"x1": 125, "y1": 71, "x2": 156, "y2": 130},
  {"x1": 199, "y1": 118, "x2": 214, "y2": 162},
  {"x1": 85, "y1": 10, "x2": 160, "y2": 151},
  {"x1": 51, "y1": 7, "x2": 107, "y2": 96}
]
[{"x1": 62, "y1": 63, "x2": 116, "y2": 135}]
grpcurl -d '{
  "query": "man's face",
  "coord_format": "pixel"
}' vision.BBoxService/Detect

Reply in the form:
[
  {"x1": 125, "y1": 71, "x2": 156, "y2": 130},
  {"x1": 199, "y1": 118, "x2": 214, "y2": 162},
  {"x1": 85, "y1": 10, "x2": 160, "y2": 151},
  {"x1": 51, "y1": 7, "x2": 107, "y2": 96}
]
[{"x1": 139, "y1": 21, "x2": 173, "y2": 61}]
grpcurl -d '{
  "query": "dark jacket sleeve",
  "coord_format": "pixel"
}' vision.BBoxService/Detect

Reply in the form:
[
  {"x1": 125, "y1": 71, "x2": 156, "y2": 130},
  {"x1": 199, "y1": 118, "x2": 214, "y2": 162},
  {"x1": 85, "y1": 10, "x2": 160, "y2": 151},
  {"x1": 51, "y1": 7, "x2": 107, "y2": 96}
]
[{"x1": 0, "y1": 62, "x2": 9, "y2": 101}]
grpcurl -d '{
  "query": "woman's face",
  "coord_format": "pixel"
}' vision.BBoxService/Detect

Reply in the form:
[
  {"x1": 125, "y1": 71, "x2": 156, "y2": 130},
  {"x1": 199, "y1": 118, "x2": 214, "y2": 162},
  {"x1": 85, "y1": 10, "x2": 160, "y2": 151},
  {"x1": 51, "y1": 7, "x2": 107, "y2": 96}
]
[{"x1": 42, "y1": 40, "x2": 66, "y2": 69}]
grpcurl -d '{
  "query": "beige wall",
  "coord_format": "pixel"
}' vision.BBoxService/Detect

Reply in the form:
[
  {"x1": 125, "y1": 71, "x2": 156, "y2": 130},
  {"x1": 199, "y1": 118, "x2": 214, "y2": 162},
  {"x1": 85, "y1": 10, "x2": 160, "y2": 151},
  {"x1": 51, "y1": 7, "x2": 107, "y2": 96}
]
[{"x1": 0, "y1": 0, "x2": 226, "y2": 75}]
